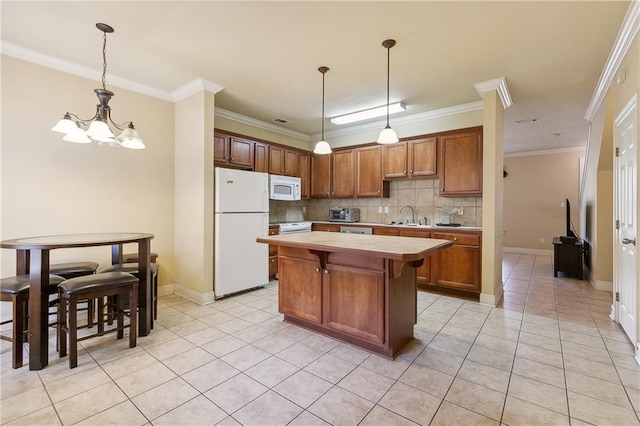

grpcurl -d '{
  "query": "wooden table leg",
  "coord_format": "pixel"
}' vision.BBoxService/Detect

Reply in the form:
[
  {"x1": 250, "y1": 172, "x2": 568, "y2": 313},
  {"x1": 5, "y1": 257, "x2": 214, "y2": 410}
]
[
  {"x1": 111, "y1": 244, "x2": 123, "y2": 265},
  {"x1": 28, "y1": 249, "x2": 50, "y2": 370},
  {"x1": 137, "y1": 239, "x2": 151, "y2": 336}
]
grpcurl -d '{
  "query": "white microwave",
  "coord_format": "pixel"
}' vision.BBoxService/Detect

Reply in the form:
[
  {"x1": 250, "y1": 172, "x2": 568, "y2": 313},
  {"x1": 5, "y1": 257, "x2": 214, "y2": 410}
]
[{"x1": 269, "y1": 175, "x2": 301, "y2": 201}]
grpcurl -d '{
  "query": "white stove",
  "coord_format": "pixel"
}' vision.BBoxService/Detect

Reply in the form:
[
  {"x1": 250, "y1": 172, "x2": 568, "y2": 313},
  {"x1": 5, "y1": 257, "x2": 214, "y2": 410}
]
[{"x1": 277, "y1": 222, "x2": 312, "y2": 235}]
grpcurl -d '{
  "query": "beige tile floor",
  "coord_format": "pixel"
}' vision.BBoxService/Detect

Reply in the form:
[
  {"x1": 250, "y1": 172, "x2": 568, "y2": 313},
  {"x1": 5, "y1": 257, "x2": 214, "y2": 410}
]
[{"x1": 1, "y1": 253, "x2": 639, "y2": 425}]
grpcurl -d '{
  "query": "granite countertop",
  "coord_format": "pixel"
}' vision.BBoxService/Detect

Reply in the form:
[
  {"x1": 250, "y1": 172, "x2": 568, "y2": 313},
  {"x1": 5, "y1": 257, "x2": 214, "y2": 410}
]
[
  {"x1": 257, "y1": 232, "x2": 453, "y2": 262},
  {"x1": 311, "y1": 220, "x2": 482, "y2": 231}
]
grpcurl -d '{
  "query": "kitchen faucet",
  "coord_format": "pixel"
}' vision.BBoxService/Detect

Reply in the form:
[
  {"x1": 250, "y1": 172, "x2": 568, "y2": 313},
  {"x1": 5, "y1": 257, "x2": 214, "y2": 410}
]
[{"x1": 400, "y1": 205, "x2": 416, "y2": 224}]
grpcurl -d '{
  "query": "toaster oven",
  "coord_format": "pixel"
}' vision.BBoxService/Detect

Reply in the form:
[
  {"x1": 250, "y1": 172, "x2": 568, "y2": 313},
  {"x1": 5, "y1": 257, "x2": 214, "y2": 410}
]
[{"x1": 329, "y1": 208, "x2": 360, "y2": 223}]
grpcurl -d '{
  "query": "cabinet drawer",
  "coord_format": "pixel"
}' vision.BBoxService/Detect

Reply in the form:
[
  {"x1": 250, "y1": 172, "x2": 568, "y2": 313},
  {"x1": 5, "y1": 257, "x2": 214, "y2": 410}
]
[{"x1": 432, "y1": 232, "x2": 480, "y2": 246}]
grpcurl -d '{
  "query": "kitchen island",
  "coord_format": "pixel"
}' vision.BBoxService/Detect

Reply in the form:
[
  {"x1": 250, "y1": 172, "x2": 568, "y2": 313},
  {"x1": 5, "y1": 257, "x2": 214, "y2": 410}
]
[{"x1": 256, "y1": 232, "x2": 452, "y2": 359}]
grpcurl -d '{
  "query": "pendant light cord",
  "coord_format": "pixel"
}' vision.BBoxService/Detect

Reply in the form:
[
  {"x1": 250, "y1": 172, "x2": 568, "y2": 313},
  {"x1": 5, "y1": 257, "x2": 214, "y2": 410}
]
[
  {"x1": 385, "y1": 45, "x2": 390, "y2": 128},
  {"x1": 322, "y1": 70, "x2": 325, "y2": 139}
]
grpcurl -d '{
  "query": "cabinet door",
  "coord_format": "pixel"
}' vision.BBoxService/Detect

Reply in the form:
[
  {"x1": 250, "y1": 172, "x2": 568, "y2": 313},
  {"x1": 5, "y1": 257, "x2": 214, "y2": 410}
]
[
  {"x1": 356, "y1": 146, "x2": 383, "y2": 197},
  {"x1": 299, "y1": 152, "x2": 310, "y2": 198},
  {"x1": 398, "y1": 229, "x2": 432, "y2": 284},
  {"x1": 440, "y1": 130, "x2": 483, "y2": 196},
  {"x1": 324, "y1": 263, "x2": 385, "y2": 344},
  {"x1": 268, "y1": 225, "x2": 278, "y2": 279},
  {"x1": 269, "y1": 146, "x2": 285, "y2": 175},
  {"x1": 279, "y1": 257, "x2": 323, "y2": 324},
  {"x1": 431, "y1": 232, "x2": 481, "y2": 292},
  {"x1": 311, "y1": 154, "x2": 331, "y2": 198},
  {"x1": 382, "y1": 143, "x2": 408, "y2": 178},
  {"x1": 229, "y1": 137, "x2": 253, "y2": 168},
  {"x1": 408, "y1": 137, "x2": 437, "y2": 177},
  {"x1": 254, "y1": 142, "x2": 269, "y2": 173},
  {"x1": 214, "y1": 134, "x2": 229, "y2": 164},
  {"x1": 284, "y1": 150, "x2": 299, "y2": 176},
  {"x1": 331, "y1": 149, "x2": 355, "y2": 197}
]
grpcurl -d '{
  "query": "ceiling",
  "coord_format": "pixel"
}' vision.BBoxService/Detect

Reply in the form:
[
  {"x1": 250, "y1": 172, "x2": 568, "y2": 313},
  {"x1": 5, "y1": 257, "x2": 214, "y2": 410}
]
[{"x1": 1, "y1": 1, "x2": 630, "y2": 154}]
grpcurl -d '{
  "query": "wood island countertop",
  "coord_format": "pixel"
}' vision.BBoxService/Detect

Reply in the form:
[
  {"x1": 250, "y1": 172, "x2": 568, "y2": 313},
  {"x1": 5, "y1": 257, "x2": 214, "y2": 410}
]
[{"x1": 257, "y1": 231, "x2": 452, "y2": 262}]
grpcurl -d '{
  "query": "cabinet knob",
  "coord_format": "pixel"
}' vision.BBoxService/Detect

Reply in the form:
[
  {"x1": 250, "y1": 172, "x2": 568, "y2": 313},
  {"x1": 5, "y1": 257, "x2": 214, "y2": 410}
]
[
  {"x1": 410, "y1": 170, "x2": 413, "y2": 173},
  {"x1": 271, "y1": 258, "x2": 276, "y2": 263},
  {"x1": 323, "y1": 269, "x2": 329, "y2": 274},
  {"x1": 377, "y1": 190, "x2": 380, "y2": 193},
  {"x1": 331, "y1": 192, "x2": 334, "y2": 195},
  {"x1": 453, "y1": 237, "x2": 458, "y2": 241},
  {"x1": 403, "y1": 170, "x2": 406, "y2": 174},
  {"x1": 315, "y1": 267, "x2": 321, "y2": 272}
]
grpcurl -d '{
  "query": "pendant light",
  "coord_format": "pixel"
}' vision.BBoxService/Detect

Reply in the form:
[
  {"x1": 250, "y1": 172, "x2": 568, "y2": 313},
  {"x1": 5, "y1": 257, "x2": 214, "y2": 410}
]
[
  {"x1": 52, "y1": 23, "x2": 145, "y2": 149},
  {"x1": 313, "y1": 66, "x2": 332, "y2": 155},
  {"x1": 377, "y1": 39, "x2": 399, "y2": 145}
]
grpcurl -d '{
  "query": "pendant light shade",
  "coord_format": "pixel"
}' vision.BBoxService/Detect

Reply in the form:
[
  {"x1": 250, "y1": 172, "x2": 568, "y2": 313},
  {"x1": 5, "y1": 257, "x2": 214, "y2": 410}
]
[
  {"x1": 377, "y1": 39, "x2": 399, "y2": 145},
  {"x1": 313, "y1": 66, "x2": 332, "y2": 155}
]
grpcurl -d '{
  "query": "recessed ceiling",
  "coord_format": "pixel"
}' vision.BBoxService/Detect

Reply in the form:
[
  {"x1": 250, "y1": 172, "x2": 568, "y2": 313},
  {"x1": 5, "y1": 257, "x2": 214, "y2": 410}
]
[{"x1": 0, "y1": 1, "x2": 629, "y2": 153}]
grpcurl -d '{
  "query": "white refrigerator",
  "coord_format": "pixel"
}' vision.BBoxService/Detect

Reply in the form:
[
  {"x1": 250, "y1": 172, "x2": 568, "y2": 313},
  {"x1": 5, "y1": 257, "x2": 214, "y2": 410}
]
[{"x1": 214, "y1": 167, "x2": 269, "y2": 298}]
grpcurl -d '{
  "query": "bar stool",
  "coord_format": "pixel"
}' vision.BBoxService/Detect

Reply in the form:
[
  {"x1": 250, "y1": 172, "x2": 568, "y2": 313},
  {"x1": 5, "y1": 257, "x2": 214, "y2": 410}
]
[
  {"x1": 0, "y1": 274, "x2": 65, "y2": 368},
  {"x1": 100, "y1": 262, "x2": 159, "y2": 323},
  {"x1": 57, "y1": 272, "x2": 138, "y2": 369},
  {"x1": 50, "y1": 261, "x2": 99, "y2": 326}
]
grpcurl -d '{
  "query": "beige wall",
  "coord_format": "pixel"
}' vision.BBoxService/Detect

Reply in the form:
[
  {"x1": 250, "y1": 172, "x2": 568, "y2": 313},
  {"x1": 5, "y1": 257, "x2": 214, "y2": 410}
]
[
  {"x1": 174, "y1": 91, "x2": 215, "y2": 301},
  {"x1": 503, "y1": 150, "x2": 584, "y2": 251},
  {"x1": 0, "y1": 56, "x2": 176, "y2": 284}
]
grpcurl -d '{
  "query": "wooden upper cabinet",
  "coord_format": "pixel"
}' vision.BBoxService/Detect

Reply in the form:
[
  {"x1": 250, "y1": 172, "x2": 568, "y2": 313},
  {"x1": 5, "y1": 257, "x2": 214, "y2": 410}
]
[
  {"x1": 214, "y1": 132, "x2": 253, "y2": 169},
  {"x1": 383, "y1": 138, "x2": 437, "y2": 179},
  {"x1": 408, "y1": 137, "x2": 437, "y2": 177},
  {"x1": 311, "y1": 154, "x2": 331, "y2": 198},
  {"x1": 382, "y1": 143, "x2": 408, "y2": 178},
  {"x1": 331, "y1": 149, "x2": 355, "y2": 198},
  {"x1": 299, "y1": 152, "x2": 310, "y2": 198},
  {"x1": 356, "y1": 145, "x2": 384, "y2": 197},
  {"x1": 254, "y1": 142, "x2": 268, "y2": 173},
  {"x1": 439, "y1": 129, "x2": 483, "y2": 196},
  {"x1": 269, "y1": 146, "x2": 299, "y2": 176}
]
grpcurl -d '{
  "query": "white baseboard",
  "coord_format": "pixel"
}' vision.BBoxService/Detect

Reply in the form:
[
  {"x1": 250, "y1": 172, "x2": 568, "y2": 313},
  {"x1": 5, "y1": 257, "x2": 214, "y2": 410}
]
[
  {"x1": 503, "y1": 247, "x2": 554, "y2": 256},
  {"x1": 173, "y1": 283, "x2": 216, "y2": 305},
  {"x1": 157, "y1": 284, "x2": 174, "y2": 297},
  {"x1": 592, "y1": 280, "x2": 613, "y2": 292},
  {"x1": 480, "y1": 281, "x2": 504, "y2": 307}
]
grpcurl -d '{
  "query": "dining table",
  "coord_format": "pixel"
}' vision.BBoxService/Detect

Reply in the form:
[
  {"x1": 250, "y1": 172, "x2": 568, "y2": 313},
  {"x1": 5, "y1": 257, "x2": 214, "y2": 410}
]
[{"x1": 0, "y1": 232, "x2": 154, "y2": 370}]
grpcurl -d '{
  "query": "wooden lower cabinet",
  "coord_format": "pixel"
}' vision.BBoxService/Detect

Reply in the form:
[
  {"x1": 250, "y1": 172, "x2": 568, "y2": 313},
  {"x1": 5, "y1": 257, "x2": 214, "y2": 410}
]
[
  {"x1": 312, "y1": 223, "x2": 341, "y2": 232},
  {"x1": 431, "y1": 231, "x2": 481, "y2": 293},
  {"x1": 268, "y1": 225, "x2": 279, "y2": 280},
  {"x1": 276, "y1": 246, "x2": 416, "y2": 358},
  {"x1": 325, "y1": 263, "x2": 385, "y2": 344},
  {"x1": 279, "y1": 256, "x2": 323, "y2": 324}
]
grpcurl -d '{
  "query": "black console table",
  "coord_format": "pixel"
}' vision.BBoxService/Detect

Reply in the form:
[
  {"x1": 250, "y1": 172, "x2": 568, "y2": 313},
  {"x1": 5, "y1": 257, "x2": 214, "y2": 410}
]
[{"x1": 552, "y1": 237, "x2": 583, "y2": 280}]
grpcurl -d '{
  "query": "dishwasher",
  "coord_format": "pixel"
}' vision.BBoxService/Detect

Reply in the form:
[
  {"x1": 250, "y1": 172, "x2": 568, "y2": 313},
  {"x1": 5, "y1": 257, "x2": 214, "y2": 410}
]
[{"x1": 339, "y1": 226, "x2": 373, "y2": 235}]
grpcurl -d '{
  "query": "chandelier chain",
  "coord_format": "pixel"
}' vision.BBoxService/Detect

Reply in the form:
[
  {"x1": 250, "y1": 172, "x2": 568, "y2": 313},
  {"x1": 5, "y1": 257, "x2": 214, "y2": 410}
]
[{"x1": 101, "y1": 30, "x2": 108, "y2": 90}]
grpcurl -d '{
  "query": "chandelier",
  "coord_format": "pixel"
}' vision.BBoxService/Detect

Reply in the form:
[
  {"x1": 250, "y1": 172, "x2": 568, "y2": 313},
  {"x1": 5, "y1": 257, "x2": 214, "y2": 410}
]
[{"x1": 51, "y1": 23, "x2": 144, "y2": 149}]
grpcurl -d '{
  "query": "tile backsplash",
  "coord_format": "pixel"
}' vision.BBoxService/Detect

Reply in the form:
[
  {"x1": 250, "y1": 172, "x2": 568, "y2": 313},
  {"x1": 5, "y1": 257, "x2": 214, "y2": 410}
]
[{"x1": 270, "y1": 179, "x2": 482, "y2": 226}]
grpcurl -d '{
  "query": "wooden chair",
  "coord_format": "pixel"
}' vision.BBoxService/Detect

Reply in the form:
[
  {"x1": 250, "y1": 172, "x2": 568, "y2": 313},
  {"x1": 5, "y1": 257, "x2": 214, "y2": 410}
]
[
  {"x1": 0, "y1": 274, "x2": 65, "y2": 368},
  {"x1": 100, "y1": 262, "x2": 159, "y2": 323},
  {"x1": 50, "y1": 261, "x2": 99, "y2": 326},
  {"x1": 57, "y1": 272, "x2": 138, "y2": 369}
]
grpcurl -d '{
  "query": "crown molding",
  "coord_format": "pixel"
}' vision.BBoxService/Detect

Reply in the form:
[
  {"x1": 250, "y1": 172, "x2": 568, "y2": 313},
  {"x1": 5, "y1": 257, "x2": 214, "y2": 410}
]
[
  {"x1": 1, "y1": 41, "x2": 174, "y2": 101},
  {"x1": 585, "y1": 1, "x2": 640, "y2": 121},
  {"x1": 315, "y1": 101, "x2": 484, "y2": 139},
  {"x1": 504, "y1": 145, "x2": 586, "y2": 158},
  {"x1": 474, "y1": 77, "x2": 513, "y2": 109},
  {"x1": 171, "y1": 78, "x2": 225, "y2": 102},
  {"x1": 215, "y1": 107, "x2": 312, "y2": 141}
]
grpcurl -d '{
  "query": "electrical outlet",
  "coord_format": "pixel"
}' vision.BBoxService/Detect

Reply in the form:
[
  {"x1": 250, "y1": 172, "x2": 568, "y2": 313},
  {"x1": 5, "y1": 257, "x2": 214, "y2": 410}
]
[
  {"x1": 378, "y1": 206, "x2": 383, "y2": 213},
  {"x1": 458, "y1": 207, "x2": 464, "y2": 215},
  {"x1": 540, "y1": 238, "x2": 545, "y2": 244},
  {"x1": 303, "y1": 207, "x2": 307, "y2": 213},
  {"x1": 384, "y1": 206, "x2": 389, "y2": 213},
  {"x1": 560, "y1": 201, "x2": 565, "y2": 208}
]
